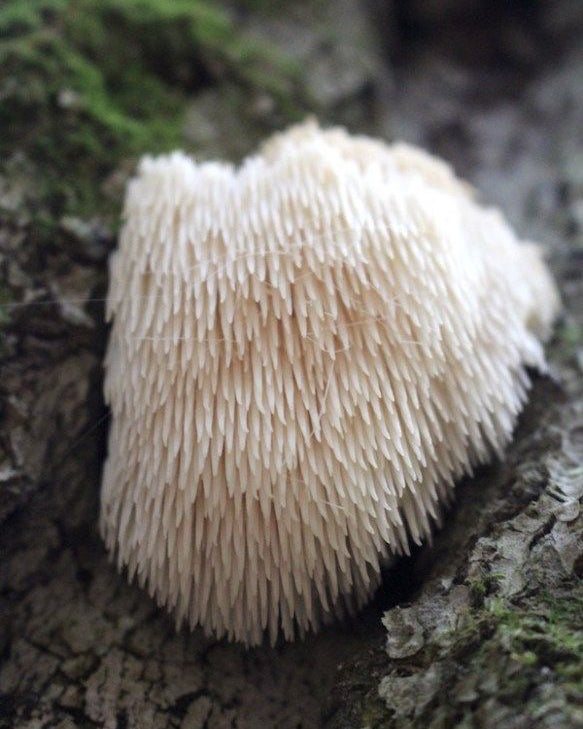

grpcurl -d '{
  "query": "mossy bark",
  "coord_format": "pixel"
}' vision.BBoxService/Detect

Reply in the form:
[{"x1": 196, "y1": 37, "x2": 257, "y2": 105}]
[{"x1": 1, "y1": 1, "x2": 582, "y2": 728}]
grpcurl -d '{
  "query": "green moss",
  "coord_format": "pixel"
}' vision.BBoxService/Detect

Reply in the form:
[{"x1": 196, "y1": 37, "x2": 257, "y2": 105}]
[
  {"x1": 359, "y1": 586, "x2": 582, "y2": 727},
  {"x1": 488, "y1": 592, "x2": 582, "y2": 676},
  {"x1": 468, "y1": 589, "x2": 583, "y2": 717},
  {"x1": 0, "y1": 0, "x2": 299, "y2": 217},
  {"x1": 468, "y1": 572, "x2": 504, "y2": 608}
]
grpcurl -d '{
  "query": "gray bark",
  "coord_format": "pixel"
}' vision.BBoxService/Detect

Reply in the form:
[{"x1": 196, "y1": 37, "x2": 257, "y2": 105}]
[{"x1": 1, "y1": 2, "x2": 582, "y2": 728}]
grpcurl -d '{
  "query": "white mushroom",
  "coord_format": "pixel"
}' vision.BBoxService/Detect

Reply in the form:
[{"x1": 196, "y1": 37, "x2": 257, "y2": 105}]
[{"x1": 100, "y1": 121, "x2": 560, "y2": 645}]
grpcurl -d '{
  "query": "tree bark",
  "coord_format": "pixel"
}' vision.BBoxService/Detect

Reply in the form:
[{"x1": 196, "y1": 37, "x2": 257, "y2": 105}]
[{"x1": 1, "y1": 2, "x2": 581, "y2": 728}]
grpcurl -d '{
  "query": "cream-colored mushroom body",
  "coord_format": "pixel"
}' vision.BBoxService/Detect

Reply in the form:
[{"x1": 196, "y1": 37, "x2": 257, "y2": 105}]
[{"x1": 101, "y1": 121, "x2": 559, "y2": 645}]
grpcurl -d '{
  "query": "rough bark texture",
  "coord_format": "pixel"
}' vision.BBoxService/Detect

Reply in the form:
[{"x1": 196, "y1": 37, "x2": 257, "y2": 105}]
[{"x1": 1, "y1": 1, "x2": 582, "y2": 728}]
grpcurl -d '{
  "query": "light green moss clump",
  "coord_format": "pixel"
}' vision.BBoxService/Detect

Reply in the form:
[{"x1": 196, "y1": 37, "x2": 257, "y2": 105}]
[
  {"x1": 489, "y1": 592, "x2": 583, "y2": 687},
  {"x1": 0, "y1": 0, "x2": 297, "y2": 215},
  {"x1": 360, "y1": 588, "x2": 582, "y2": 729}
]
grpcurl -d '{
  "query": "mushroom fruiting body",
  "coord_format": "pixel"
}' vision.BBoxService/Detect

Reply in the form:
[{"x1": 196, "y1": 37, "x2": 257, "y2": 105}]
[{"x1": 101, "y1": 122, "x2": 559, "y2": 645}]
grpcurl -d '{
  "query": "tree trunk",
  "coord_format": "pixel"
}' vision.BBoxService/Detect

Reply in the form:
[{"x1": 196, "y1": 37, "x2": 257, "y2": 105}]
[{"x1": 1, "y1": 2, "x2": 581, "y2": 728}]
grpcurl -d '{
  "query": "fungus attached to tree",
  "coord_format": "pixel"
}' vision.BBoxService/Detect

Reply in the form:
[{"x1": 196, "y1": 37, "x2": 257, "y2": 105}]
[{"x1": 100, "y1": 121, "x2": 559, "y2": 645}]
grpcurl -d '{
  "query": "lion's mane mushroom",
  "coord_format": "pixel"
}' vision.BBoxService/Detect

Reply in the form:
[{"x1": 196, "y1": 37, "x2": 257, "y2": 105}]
[{"x1": 101, "y1": 121, "x2": 559, "y2": 645}]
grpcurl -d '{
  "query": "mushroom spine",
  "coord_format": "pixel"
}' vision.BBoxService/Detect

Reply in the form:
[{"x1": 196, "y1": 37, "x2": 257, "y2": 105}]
[{"x1": 101, "y1": 121, "x2": 559, "y2": 645}]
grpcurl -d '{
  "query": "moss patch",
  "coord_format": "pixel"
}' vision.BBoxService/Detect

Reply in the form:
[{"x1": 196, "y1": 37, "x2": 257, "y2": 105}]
[
  {"x1": 0, "y1": 0, "x2": 299, "y2": 218},
  {"x1": 363, "y1": 588, "x2": 583, "y2": 728},
  {"x1": 488, "y1": 591, "x2": 583, "y2": 685}
]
